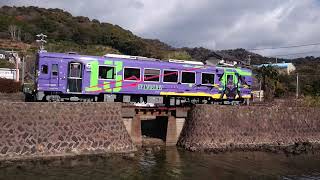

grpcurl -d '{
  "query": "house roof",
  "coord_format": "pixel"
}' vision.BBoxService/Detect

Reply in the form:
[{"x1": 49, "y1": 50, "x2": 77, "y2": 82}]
[{"x1": 256, "y1": 63, "x2": 295, "y2": 68}]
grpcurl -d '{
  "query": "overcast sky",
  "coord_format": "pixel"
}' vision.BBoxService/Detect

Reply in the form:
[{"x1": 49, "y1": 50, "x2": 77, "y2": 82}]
[{"x1": 2, "y1": 0, "x2": 320, "y2": 58}]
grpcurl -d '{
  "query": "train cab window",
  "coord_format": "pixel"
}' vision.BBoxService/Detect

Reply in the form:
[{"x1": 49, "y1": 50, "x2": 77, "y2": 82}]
[
  {"x1": 227, "y1": 75, "x2": 233, "y2": 84},
  {"x1": 41, "y1": 65, "x2": 48, "y2": 74},
  {"x1": 144, "y1": 69, "x2": 160, "y2": 82},
  {"x1": 202, "y1": 73, "x2": 215, "y2": 85},
  {"x1": 239, "y1": 75, "x2": 248, "y2": 85},
  {"x1": 163, "y1": 70, "x2": 178, "y2": 83},
  {"x1": 181, "y1": 71, "x2": 196, "y2": 84},
  {"x1": 99, "y1": 66, "x2": 115, "y2": 80},
  {"x1": 52, "y1": 64, "x2": 58, "y2": 76},
  {"x1": 124, "y1": 67, "x2": 140, "y2": 81}
]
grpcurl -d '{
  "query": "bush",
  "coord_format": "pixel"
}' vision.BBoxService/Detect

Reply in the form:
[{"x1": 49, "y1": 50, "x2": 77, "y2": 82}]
[
  {"x1": 303, "y1": 96, "x2": 320, "y2": 107},
  {"x1": 0, "y1": 61, "x2": 15, "y2": 68},
  {"x1": 0, "y1": 78, "x2": 21, "y2": 93}
]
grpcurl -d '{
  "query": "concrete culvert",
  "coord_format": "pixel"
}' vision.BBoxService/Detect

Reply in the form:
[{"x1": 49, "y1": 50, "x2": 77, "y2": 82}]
[{"x1": 141, "y1": 117, "x2": 168, "y2": 146}]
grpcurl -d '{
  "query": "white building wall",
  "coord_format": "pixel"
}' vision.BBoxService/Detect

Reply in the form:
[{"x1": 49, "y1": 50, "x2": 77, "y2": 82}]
[{"x1": 0, "y1": 68, "x2": 17, "y2": 80}]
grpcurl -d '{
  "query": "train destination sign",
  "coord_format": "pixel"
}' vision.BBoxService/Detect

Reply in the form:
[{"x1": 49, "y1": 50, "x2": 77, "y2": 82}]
[{"x1": 138, "y1": 84, "x2": 163, "y2": 91}]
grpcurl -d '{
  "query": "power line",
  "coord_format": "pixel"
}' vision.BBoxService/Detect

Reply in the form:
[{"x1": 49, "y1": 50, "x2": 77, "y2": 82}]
[
  {"x1": 248, "y1": 42, "x2": 320, "y2": 51},
  {"x1": 298, "y1": 74, "x2": 320, "y2": 77},
  {"x1": 281, "y1": 74, "x2": 320, "y2": 77},
  {"x1": 270, "y1": 50, "x2": 320, "y2": 57}
]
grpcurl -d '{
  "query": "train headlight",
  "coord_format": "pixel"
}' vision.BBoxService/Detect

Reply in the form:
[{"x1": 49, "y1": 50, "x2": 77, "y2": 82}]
[{"x1": 86, "y1": 63, "x2": 91, "y2": 71}]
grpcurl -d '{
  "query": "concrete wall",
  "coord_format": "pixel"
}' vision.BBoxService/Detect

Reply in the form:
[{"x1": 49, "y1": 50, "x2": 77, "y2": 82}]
[
  {"x1": 0, "y1": 103, "x2": 136, "y2": 160},
  {"x1": 178, "y1": 105, "x2": 320, "y2": 153},
  {"x1": 176, "y1": 118, "x2": 185, "y2": 140},
  {"x1": 122, "y1": 110, "x2": 186, "y2": 147},
  {"x1": 121, "y1": 107, "x2": 186, "y2": 147}
]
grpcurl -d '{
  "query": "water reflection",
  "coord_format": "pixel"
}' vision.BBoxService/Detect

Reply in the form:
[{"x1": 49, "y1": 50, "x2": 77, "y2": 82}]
[{"x1": 0, "y1": 148, "x2": 319, "y2": 180}]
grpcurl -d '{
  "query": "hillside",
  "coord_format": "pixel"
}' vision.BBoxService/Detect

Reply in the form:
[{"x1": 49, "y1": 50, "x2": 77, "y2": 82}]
[{"x1": 0, "y1": 6, "x2": 191, "y2": 60}]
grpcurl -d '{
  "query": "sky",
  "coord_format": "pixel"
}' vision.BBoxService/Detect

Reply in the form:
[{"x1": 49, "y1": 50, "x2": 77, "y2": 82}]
[{"x1": 1, "y1": 0, "x2": 320, "y2": 58}]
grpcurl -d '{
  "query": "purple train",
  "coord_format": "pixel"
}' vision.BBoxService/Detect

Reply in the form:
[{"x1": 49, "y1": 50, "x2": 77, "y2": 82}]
[{"x1": 33, "y1": 51, "x2": 252, "y2": 105}]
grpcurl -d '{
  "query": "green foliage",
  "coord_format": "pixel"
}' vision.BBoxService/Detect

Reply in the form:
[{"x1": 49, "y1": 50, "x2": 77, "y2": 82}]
[
  {"x1": 254, "y1": 66, "x2": 281, "y2": 100},
  {"x1": 0, "y1": 61, "x2": 15, "y2": 68},
  {"x1": 303, "y1": 96, "x2": 320, "y2": 107},
  {"x1": 293, "y1": 57, "x2": 320, "y2": 97},
  {"x1": 0, "y1": 6, "x2": 194, "y2": 60},
  {"x1": 46, "y1": 41, "x2": 121, "y2": 56},
  {"x1": 166, "y1": 51, "x2": 192, "y2": 60}
]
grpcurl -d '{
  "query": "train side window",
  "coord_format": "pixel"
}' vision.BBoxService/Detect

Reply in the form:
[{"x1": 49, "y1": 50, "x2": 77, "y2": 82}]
[
  {"x1": 181, "y1": 71, "x2": 195, "y2": 84},
  {"x1": 163, "y1": 70, "x2": 178, "y2": 83},
  {"x1": 99, "y1": 66, "x2": 115, "y2": 80},
  {"x1": 202, "y1": 73, "x2": 215, "y2": 85},
  {"x1": 144, "y1": 69, "x2": 160, "y2": 82},
  {"x1": 41, "y1": 65, "x2": 48, "y2": 74},
  {"x1": 124, "y1": 67, "x2": 140, "y2": 81},
  {"x1": 52, "y1": 64, "x2": 58, "y2": 76},
  {"x1": 69, "y1": 63, "x2": 82, "y2": 78}
]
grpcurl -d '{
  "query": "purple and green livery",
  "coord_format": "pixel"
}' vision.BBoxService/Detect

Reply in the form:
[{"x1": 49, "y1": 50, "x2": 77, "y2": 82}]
[{"x1": 35, "y1": 52, "x2": 252, "y2": 105}]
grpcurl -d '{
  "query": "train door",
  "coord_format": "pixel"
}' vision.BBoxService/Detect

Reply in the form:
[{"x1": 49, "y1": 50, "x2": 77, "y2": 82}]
[
  {"x1": 37, "y1": 63, "x2": 50, "y2": 89},
  {"x1": 224, "y1": 72, "x2": 238, "y2": 99},
  {"x1": 50, "y1": 64, "x2": 59, "y2": 87},
  {"x1": 67, "y1": 62, "x2": 82, "y2": 93}
]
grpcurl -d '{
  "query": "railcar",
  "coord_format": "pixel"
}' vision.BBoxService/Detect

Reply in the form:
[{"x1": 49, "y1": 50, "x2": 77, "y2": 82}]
[{"x1": 32, "y1": 51, "x2": 252, "y2": 105}]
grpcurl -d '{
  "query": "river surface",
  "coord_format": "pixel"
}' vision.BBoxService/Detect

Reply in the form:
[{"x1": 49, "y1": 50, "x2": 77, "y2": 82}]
[{"x1": 0, "y1": 147, "x2": 320, "y2": 180}]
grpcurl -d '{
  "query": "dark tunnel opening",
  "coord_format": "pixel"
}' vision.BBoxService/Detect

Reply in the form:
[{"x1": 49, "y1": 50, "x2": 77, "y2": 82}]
[{"x1": 141, "y1": 116, "x2": 168, "y2": 141}]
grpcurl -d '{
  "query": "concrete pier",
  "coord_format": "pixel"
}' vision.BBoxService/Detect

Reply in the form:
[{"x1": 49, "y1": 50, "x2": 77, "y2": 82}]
[{"x1": 122, "y1": 107, "x2": 188, "y2": 146}]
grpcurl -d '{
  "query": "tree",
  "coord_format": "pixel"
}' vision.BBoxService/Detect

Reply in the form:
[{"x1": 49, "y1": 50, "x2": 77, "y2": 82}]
[
  {"x1": 255, "y1": 66, "x2": 280, "y2": 100},
  {"x1": 8, "y1": 24, "x2": 21, "y2": 41},
  {"x1": 166, "y1": 51, "x2": 192, "y2": 60},
  {"x1": 8, "y1": 24, "x2": 17, "y2": 40}
]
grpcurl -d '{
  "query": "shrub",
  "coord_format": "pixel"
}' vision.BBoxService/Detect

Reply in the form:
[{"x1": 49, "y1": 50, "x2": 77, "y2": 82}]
[
  {"x1": 303, "y1": 96, "x2": 320, "y2": 107},
  {"x1": 0, "y1": 78, "x2": 21, "y2": 93}
]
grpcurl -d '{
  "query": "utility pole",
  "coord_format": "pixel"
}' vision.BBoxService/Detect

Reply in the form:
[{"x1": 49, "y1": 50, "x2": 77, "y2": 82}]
[
  {"x1": 276, "y1": 57, "x2": 278, "y2": 64},
  {"x1": 21, "y1": 56, "x2": 25, "y2": 85},
  {"x1": 248, "y1": 55, "x2": 251, "y2": 65},
  {"x1": 36, "y1": 33, "x2": 47, "y2": 51},
  {"x1": 259, "y1": 80, "x2": 262, "y2": 102},
  {"x1": 15, "y1": 52, "x2": 19, "y2": 82},
  {"x1": 296, "y1": 73, "x2": 299, "y2": 99}
]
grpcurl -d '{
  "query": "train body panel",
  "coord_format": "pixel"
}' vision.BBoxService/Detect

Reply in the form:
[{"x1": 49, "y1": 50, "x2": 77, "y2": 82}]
[{"x1": 35, "y1": 52, "x2": 252, "y2": 104}]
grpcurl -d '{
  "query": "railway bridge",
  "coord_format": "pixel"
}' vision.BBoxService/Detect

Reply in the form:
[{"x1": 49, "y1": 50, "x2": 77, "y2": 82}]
[{"x1": 121, "y1": 106, "x2": 189, "y2": 146}]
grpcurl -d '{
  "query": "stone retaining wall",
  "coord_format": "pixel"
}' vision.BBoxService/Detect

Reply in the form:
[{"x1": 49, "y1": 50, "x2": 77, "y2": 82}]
[
  {"x1": 178, "y1": 105, "x2": 320, "y2": 154},
  {"x1": 0, "y1": 103, "x2": 136, "y2": 161}
]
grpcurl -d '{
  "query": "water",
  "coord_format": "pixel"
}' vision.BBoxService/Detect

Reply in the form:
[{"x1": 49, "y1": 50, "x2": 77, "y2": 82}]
[{"x1": 0, "y1": 147, "x2": 320, "y2": 180}]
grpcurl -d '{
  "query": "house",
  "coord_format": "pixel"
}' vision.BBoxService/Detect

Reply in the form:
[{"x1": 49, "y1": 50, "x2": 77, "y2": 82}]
[
  {"x1": 205, "y1": 52, "x2": 247, "y2": 67},
  {"x1": 256, "y1": 62, "x2": 296, "y2": 75},
  {"x1": 0, "y1": 50, "x2": 7, "y2": 60},
  {"x1": 0, "y1": 50, "x2": 20, "y2": 64},
  {"x1": 0, "y1": 68, "x2": 17, "y2": 80}
]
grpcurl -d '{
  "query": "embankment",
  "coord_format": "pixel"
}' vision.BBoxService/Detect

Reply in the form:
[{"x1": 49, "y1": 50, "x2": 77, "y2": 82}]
[
  {"x1": 0, "y1": 93, "x2": 24, "y2": 102},
  {"x1": 178, "y1": 105, "x2": 320, "y2": 154},
  {"x1": 0, "y1": 103, "x2": 136, "y2": 161}
]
